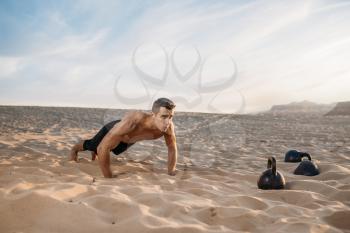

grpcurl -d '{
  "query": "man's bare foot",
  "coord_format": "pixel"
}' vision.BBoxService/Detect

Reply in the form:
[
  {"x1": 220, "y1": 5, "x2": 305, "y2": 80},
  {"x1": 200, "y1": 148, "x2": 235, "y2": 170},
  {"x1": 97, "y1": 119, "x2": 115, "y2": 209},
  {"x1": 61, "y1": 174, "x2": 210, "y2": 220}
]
[
  {"x1": 91, "y1": 151, "x2": 97, "y2": 161},
  {"x1": 69, "y1": 149, "x2": 78, "y2": 162}
]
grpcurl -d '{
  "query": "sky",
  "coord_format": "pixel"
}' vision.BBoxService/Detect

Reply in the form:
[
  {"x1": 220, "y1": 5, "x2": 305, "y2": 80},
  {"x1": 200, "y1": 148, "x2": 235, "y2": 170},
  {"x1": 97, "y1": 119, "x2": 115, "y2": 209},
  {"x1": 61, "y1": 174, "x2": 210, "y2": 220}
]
[{"x1": 0, "y1": 0, "x2": 350, "y2": 113}]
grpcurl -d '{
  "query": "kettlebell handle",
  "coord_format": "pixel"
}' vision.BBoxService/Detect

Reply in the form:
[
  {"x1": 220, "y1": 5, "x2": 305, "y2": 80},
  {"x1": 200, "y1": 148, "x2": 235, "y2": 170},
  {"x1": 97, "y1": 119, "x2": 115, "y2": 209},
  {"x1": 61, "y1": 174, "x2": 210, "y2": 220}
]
[
  {"x1": 299, "y1": 152, "x2": 311, "y2": 161},
  {"x1": 267, "y1": 156, "x2": 277, "y2": 175}
]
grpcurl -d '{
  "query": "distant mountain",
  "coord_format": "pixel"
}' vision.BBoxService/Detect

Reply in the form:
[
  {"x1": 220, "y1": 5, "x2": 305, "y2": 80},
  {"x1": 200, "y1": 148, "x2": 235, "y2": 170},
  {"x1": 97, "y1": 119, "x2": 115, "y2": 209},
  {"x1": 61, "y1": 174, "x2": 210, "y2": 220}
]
[
  {"x1": 268, "y1": 100, "x2": 335, "y2": 114},
  {"x1": 325, "y1": 101, "x2": 350, "y2": 116}
]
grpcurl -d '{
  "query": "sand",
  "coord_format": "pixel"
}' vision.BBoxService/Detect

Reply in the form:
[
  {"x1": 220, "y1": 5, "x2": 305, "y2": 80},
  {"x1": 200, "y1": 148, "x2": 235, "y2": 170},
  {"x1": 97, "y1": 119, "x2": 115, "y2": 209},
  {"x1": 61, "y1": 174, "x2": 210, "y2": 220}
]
[{"x1": 0, "y1": 106, "x2": 349, "y2": 233}]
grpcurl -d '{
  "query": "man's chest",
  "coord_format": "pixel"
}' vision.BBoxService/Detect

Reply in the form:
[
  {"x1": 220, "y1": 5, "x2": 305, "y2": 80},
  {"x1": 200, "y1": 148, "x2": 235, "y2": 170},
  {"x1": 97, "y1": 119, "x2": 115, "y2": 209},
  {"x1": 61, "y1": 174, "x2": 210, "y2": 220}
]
[{"x1": 121, "y1": 128, "x2": 164, "y2": 143}]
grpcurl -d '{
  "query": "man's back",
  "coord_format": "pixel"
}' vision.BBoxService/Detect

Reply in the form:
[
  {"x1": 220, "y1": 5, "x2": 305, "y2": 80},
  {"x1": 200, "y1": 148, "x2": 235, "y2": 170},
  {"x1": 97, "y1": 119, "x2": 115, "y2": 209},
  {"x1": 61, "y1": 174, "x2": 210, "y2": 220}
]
[{"x1": 102, "y1": 111, "x2": 167, "y2": 145}]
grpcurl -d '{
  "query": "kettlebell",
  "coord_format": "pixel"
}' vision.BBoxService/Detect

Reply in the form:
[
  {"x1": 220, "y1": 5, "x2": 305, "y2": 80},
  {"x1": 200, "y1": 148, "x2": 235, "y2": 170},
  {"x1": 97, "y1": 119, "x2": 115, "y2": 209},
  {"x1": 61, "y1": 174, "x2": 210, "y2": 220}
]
[
  {"x1": 258, "y1": 156, "x2": 286, "y2": 190},
  {"x1": 294, "y1": 153, "x2": 319, "y2": 176},
  {"x1": 284, "y1": 150, "x2": 310, "y2": 162}
]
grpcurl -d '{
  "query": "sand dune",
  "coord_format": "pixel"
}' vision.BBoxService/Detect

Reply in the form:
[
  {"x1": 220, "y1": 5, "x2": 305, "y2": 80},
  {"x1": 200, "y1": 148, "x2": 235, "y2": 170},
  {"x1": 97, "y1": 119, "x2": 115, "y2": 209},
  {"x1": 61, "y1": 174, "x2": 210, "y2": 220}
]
[
  {"x1": 326, "y1": 101, "x2": 350, "y2": 116},
  {"x1": 268, "y1": 101, "x2": 335, "y2": 115},
  {"x1": 0, "y1": 106, "x2": 349, "y2": 233}
]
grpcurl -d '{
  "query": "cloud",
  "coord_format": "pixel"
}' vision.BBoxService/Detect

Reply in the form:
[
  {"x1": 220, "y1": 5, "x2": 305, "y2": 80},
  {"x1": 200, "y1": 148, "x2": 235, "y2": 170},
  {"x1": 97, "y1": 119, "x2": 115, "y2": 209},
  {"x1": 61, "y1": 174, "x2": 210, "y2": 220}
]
[
  {"x1": 0, "y1": 0, "x2": 349, "y2": 112},
  {"x1": 0, "y1": 56, "x2": 23, "y2": 78}
]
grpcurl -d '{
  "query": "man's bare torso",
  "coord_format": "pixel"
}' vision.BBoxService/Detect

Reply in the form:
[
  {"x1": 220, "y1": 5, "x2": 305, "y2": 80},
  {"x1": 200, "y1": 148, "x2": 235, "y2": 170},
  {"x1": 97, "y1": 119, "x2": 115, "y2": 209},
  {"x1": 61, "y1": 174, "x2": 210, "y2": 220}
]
[{"x1": 103, "y1": 111, "x2": 171, "y2": 145}]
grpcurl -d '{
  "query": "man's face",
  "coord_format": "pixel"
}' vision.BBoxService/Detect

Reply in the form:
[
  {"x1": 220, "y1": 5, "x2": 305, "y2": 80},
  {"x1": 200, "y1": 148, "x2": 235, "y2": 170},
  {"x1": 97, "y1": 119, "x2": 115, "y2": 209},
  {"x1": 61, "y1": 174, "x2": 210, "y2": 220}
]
[{"x1": 154, "y1": 107, "x2": 174, "y2": 132}]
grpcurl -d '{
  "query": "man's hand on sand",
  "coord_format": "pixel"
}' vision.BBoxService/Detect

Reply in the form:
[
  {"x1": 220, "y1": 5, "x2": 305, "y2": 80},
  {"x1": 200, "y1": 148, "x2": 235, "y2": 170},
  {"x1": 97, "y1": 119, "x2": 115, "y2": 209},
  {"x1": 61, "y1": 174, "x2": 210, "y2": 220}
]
[{"x1": 168, "y1": 170, "x2": 177, "y2": 176}]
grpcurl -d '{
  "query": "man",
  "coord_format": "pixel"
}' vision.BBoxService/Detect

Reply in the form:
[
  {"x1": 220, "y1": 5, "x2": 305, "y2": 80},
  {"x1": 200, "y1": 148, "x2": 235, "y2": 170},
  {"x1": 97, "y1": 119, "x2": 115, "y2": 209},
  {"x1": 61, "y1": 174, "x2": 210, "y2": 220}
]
[{"x1": 69, "y1": 98, "x2": 177, "y2": 178}]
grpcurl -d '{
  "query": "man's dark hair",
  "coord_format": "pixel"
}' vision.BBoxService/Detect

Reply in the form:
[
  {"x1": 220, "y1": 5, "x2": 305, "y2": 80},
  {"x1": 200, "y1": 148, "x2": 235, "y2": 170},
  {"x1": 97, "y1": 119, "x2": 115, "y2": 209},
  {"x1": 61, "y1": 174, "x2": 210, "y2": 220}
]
[{"x1": 152, "y1": 98, "x2": 176, "y2": 113}]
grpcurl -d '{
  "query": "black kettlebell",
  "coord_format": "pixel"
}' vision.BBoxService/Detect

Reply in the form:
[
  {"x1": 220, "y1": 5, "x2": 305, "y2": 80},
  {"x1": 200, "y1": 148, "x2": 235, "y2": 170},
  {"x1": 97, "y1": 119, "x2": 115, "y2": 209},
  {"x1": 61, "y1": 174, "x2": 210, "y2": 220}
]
[
  {"x1": 258, "y1": 156, "x2": 286, "y2": 190},
  {"x1": 294, "y1": 153, "x2": 319, "y2": 176},
  {"x1": 284, "y1": 150, "x2": 310, "y2": 162}
]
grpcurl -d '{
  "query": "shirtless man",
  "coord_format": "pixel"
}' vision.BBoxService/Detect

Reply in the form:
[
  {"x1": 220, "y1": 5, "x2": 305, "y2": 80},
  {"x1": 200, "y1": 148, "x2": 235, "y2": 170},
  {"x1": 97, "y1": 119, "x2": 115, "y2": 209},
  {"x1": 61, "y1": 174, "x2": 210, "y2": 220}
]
[{"x1": 69, "y1": 98, "x2": 177, "y2": 178}]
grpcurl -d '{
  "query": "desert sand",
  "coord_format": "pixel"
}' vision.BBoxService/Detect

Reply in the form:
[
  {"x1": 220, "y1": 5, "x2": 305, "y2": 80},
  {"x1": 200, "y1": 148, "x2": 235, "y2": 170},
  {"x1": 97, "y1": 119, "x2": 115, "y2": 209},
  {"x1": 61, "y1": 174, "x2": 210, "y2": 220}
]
[{"x1": 0, "y1": 106, "x2": 349, "y2": 233}]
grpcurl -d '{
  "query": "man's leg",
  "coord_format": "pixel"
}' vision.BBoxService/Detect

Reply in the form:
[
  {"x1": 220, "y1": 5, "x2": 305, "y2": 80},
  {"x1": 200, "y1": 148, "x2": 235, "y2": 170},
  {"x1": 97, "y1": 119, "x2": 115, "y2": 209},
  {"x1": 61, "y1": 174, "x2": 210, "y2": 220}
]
[
  {"x1": 91, "y1": 151, "x2": 97, "y2": 161},
  {"x1": 69, "y1": 140, "x2": 85, "y2": 161},
  {"x1": 69, "y1": 120, "x2": 120, "y2": 162}
]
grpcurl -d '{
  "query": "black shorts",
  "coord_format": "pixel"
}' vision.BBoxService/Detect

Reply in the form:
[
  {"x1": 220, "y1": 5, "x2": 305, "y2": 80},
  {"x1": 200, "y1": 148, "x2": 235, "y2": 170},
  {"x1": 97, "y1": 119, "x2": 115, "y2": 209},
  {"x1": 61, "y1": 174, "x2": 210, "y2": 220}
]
[{"x1": 83, "y1": 120, "x2": 134, "y2": 155}]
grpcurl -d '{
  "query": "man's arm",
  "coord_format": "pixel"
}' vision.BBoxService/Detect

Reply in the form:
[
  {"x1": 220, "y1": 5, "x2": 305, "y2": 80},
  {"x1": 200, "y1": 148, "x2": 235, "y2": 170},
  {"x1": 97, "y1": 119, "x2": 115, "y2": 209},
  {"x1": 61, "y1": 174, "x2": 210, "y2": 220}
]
[
  {"x1": 97, "y1": 114, "x2": 137, "y2": 178},
  {"x1": 164, "y1": 122, "x2": 177, "y2": 176}
]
